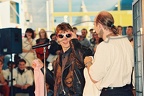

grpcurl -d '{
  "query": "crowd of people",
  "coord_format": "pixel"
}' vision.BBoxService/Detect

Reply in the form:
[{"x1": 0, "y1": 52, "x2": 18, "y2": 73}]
[{"x1": 0, "y1": 11, "x2": 135, "y2": 96}]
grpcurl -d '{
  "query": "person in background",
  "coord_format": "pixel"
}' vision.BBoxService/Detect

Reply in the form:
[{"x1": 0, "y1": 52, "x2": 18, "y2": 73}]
[
  {"x1": 126, "y1": 26, "x2": 134, "y2": 47},
  {"x1": 3, "y1": 55, "x2": 11, "y2": 70},
  {"x1": 19, "y1": 28, "x2": 37, "y2": 67},
  {"x1": 92, "y1": 32, "x2": 103, "y2": 52},
  {"x1": 76, "y1": 31, "x2": 83, "y2": 41},
  {"x1": 53, "y1": 22, "x2": 93, "y2": 96},
  {"x1": 0, "y1": 54, "x2": 11, "y2": 70},
  {"x1": 89, "y1": 28, "x2": 94, "y2": 39},
  {"x1": 117, "y1": 25, "x2": 123, "y2": 35},
  {"x1": 0, "y1": 59, "x2": 10, "y2": 96},
  {"x1": 89, "y1": 31, "x2": 96, "y2": 47},
  {"x1": 0, "y1": 56, "x2": 6, "y2": 69},
  {"x1": 126, "y1": 26, "x2": 133, "y2": 41},
  {"x1": 47, "y1": 33, "x2": 61, "y2": 64},
  {"x1": 13, "y1": 59, "x2": 34, "y2": 96},
  {"x1": 36, "y1": 29, "x2": 50, "y2": 62},
  {"x1": 72, "y1": 27, "x2": 78, "y2": 34},
  {"x1": 3, "y1": 61, "x2": 17, "y2": 86},
  {"x1": 84, "y1": 11, "x2": 134, "y2": 96},
  {"x1": 3, "y1": 61, "x2": 17, "y2": 96},
  {"x1": 49, "y1": 33, "x2": 61, "y2": 56},
  {"x1": 126, "y1": 26, "x2": 135, "y2": 95},
  {"x1": 72, "y1": 27, "x2": 83, "y2": 41},
  {"x1": 79, "y1": 28, "x2": 91, "y2": 47},
  {"x1": 89, "y1": 31, "x2": 96, "y2": 54}
]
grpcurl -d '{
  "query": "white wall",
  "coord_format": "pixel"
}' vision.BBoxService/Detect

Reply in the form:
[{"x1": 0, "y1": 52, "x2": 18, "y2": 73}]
[{"x1": 0, "y1": 0, "x2": 22, "y2": 29}]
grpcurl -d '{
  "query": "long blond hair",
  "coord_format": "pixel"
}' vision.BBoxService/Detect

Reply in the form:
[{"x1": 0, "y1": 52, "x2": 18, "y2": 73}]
[{"x1": 39, "y1": 29, "x2": 48, "y2": 38}]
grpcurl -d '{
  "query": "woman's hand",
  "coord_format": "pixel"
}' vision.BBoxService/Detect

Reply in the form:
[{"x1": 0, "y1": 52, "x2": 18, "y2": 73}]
[
  {"x1": 70, "y1": 31, "x2": 77, "y2": 39},
  {"x1": 30, "y1": 49, "x2": 35, "y2": 53},
  {"x1": 32, "y1": 59, "x2": 44, "y2": 69},
  {"x1": 22, "y1": 84, "x2": 30, "y2": 89}
]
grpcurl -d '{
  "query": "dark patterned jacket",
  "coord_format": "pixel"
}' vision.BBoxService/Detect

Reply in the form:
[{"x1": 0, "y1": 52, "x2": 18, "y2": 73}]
[{"x1": 53, "y1": 39, "x2": 93, "y2": 96}]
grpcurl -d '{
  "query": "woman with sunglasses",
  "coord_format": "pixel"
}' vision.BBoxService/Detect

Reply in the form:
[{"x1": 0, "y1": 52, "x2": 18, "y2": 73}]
[{"x1": 53, "y1": 22, "x2": 93, "y2": 96}]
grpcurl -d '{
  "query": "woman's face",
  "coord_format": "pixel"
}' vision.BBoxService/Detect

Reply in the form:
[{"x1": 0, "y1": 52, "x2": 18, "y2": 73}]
[
  {"x1": 26, "y1": 32, "x2": 32, "y2": 39},
  {"x1": 57, "y1": 30, "x2": 72, "y2": 50},
  {"x1": 93, "y1": 33, "x2": 99, "y2": 41},
  {"x1": 39, "y1": 31, "x2": 46, "y2": 38}
]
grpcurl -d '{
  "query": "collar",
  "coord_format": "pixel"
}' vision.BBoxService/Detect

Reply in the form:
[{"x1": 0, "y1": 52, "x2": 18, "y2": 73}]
[
  {"x1": 17, "y1": 68, "x2": 26, "y2": 75},
  {"x1": 61, "y1": 48, "x2": 71, "y2": 57},
  {"x1": 59, "y1": 48, "x2": 72, "y2": 67}
]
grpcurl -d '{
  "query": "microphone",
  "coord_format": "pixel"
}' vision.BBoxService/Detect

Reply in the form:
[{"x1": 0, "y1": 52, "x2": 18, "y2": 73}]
[{"x1": 32, "y1": 43, "x2": 51, "y2": 49}]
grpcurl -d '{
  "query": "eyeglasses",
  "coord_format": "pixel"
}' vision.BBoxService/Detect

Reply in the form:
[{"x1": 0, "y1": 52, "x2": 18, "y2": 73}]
[{"x1": 57, "y1": 33, "x2": 72, "y2": 38}]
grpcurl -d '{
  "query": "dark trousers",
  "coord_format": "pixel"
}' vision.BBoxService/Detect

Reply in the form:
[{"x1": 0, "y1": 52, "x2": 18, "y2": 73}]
[
  {"x1": 100, "y1": 84, "x2": 134, "y2": 96},
  {"x1": 13, "y1": 86, "x2": 35, "y2": 96}
]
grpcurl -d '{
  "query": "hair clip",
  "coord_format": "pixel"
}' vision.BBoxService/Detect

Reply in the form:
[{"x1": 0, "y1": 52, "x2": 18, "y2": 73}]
[{"x1": 111, "y1": 24, "x2": 114, "y2": 27}]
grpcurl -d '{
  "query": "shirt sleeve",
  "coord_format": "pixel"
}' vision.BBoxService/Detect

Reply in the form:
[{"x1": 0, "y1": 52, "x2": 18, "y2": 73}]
[
  {"x1": 2, "y1": 70, "x2": 8, "y2": 80},
  {"x1": 26, "y1": 70, "x2": 34, "y2": 85}
]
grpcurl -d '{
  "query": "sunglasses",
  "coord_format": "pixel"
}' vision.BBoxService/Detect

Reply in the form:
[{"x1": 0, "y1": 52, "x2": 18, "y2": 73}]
[{"x1": 57, "y1": 33, "x2": 72, "y2": 38}]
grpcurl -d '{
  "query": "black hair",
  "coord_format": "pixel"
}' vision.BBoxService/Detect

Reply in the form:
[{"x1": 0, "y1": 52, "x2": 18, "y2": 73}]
[
  {"x1": 50, "y1": 33, "x2": 56, "y2": 39},
  {"x1": 7, "y1": 61, "x2": 15, "y2": 66},
  {"x1": 72, "y1": 27, "x2": 77, "y2": 30},
  {"x1": 89, "y1": 28, "x2": 94, "y2": 31},
  {"x1": 127, "y1": 26, "x2": 133, "y2": 29},
  {"x1": 18, "y1": 59, "x2": 26, "y2": 64},
  {"x1": 24, "y1": 28, "x2": 35, "y2": 39}
]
